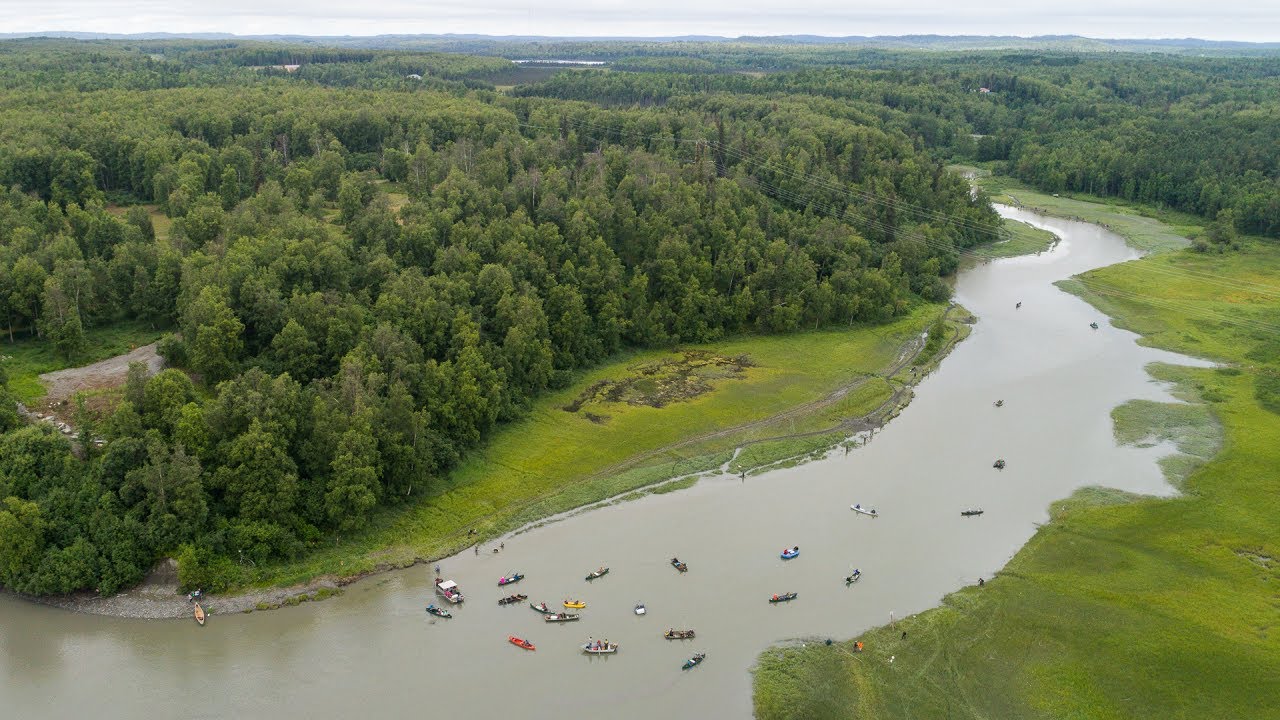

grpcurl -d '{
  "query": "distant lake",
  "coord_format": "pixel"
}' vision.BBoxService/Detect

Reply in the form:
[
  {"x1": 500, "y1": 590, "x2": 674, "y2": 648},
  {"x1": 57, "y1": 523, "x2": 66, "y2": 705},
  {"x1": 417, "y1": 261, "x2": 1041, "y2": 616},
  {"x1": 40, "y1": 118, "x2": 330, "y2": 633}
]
[{"x1": 512, "y1": 59, "x2": 606, "y2": 66}]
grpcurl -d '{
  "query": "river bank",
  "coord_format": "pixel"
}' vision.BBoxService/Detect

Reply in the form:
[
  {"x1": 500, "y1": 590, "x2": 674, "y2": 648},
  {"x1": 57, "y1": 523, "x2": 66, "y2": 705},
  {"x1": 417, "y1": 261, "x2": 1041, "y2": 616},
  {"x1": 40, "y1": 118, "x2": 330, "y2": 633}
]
[
  {"x1": 1, "y1": 186, "x2": 1206, "y2": 720},
  {"x1": 752, "y1": 187, "x2": 1280, "y2": 719},
  {"x1": 30, "y1": 303, "x2": 969, "y2": 619}
]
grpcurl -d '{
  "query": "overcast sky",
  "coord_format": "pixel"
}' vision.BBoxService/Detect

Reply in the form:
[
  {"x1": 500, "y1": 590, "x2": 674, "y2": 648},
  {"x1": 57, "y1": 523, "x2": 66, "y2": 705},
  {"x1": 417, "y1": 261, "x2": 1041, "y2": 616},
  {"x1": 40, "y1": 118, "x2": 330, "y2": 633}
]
[{"x1": 1, "y1": 1, "x2": 1276, "y2": 41}]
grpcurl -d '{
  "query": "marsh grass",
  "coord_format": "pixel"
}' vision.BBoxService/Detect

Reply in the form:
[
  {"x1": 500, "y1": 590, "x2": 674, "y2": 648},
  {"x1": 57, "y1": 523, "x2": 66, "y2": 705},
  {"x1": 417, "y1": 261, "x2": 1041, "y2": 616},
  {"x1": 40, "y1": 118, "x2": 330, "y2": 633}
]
[
  {"x1": 244, "y1": 305, "x2": 947, "y2": 589},
  {"x1": 754, "y1": 185, "x2": 1280, "y2": 720}
]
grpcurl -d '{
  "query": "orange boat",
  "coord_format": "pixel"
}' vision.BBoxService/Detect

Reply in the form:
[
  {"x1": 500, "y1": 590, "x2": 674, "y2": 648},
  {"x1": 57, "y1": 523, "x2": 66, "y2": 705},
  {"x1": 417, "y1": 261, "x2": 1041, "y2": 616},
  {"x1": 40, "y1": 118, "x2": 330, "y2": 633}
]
[
  {"x1": 193, "y1": 602, "x2": 206, "y2": 626},
  {"x1": 508, "y1": 635, "x2": 535, "y2": 651}
]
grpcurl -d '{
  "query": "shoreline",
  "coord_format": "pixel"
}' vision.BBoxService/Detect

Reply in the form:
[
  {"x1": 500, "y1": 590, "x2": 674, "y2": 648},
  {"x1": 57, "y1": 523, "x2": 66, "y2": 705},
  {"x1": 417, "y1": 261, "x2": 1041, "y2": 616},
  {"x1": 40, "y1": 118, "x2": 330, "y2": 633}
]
[
  {"x1": 21, "y1": 306, "x2": 972, "y2": 620},
  {"x1": 751, "y1": 181, "x2": 1271, "y2": 718}
]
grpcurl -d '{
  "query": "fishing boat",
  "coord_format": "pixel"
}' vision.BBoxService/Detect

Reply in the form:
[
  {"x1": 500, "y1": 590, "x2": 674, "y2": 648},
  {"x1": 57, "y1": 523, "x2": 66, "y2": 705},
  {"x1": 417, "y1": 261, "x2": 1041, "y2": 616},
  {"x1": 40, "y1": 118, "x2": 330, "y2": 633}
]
[
  {"x1": 993, "y1": 459, "x2": 1006, "y2": 470},
  {"x1": 545, "y1": 612, "x2": 580, "y2": 622},
  {"x1": 850, "y1": 504, "x2": 879, "y2": 517},
  {"x1": 961, "y1": 509, "x2": 985, "y2": 517},
  {"x1": 435, "y1": 579, "x2": 464, "y2": 604},
  {"x1": 670, "y1": 557, "x2": 688, "y2": 573},
  {"x1": 634, "y1": 602, "x2": 646, "y2": 616},
  {"x1": 994, "y1": 399, "x2": 1004, "y2": 407},
  {"x1": 582, "y1": 640, "x2": 618, "y2": 654},
  {"x1": 529, "y1": 601, "x2": 554, "y2": 614},
  {"x1": 682, "y1": 653, "x2": 706, "y2": 670},
  {"x1": 585, "y1": 567, "x2": 610, "y2": 581},
  {"x1": 780, "y1": 546, "x2": 800, "y2": 560},
  {"x1": 498, "y1": 593, "x2": 528, "y2": 606},
  {"x1": 664, "y1": 629, "x2": 696, "y2": 640},
  {"x1": 845, "y1": 569, "x2": 862, "y2": 584},
  {"x1": 508, "y1": 635, "x2": 535, "y2": 651},
  {"x1": 563, "y1": 599, "x2": 587, "y2": 609},
  {"x1": 769, "y1": 592, "x2": 798, "y2": 603},
  {"x1": 193, "y1": 602, "x2": 206, "y2": 626},
  {"x1": 498, "y1": 572, "x2": 524, "y2": 586},
  {"x1": 425, "y1": 604, "x2": 452, "y2": 618},
  {"x1": 1090, "y1": 322, "x2": 1099, "y2": 330}
]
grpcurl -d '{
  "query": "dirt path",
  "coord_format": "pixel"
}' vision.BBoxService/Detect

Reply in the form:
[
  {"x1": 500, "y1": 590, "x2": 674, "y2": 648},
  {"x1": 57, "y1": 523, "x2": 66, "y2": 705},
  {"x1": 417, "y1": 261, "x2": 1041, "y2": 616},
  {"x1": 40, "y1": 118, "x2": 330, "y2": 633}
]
[{"x1": 38, "y1": 342, "x2": 164, "y2": 404}]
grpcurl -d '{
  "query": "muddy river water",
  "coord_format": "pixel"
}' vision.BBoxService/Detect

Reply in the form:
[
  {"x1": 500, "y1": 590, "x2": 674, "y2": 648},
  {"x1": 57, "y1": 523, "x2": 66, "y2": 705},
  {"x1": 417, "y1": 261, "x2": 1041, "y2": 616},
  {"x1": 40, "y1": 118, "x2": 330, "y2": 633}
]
[{"x1": 0, "y1": 207, "x2": 1210, "y2": 718}]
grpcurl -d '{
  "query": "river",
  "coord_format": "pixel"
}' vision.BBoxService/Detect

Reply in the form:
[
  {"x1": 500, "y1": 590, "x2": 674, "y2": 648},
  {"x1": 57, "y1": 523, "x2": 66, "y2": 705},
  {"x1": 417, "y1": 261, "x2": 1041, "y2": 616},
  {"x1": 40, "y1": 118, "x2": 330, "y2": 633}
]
[{"x1": 0, "y1": 207, "x2": 1209, "y2": 719}]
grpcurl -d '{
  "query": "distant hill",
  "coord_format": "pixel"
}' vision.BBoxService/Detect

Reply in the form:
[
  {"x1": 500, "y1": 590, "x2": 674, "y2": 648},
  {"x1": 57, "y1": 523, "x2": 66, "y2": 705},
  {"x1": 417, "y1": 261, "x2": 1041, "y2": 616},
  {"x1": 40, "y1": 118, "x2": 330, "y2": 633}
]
[{"x1": 2, "y1": 32, "x2": 1279, "y2": 55}]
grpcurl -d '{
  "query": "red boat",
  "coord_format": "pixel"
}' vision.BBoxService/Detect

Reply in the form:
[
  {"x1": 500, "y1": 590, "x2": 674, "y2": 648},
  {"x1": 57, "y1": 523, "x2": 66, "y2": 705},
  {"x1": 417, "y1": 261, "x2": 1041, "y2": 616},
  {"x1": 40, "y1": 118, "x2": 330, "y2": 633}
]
[{"x1": 508, "y1": 635, "x2": 535, "y2": 651}]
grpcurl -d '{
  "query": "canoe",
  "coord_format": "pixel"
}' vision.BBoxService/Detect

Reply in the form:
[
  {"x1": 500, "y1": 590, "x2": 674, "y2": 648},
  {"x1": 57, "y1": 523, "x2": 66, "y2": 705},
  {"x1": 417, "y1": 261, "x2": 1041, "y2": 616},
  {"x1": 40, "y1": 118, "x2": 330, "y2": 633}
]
[
  {"x1": 769, "y1": 592, "x2": 798, "y2": 603},
  {"x1": 498, "y1": 594, "x2": 528, "y2": 606},
  {"x1": 508, "y1": 635, "x2": 535, "y2": 651},
  {"x1": 961, "y1": 509, "x2": 985, "y2": 517},
  {"x1": 850, "y1": 505, "x2": 878, "y2": 517},
  {"x1": 498, "y1": 572, "x2": 524, "y2": 586},
  {"x1": 682, "y1": 653, "x2": 706, "y2": 670},
  {"x1": 563, "y1": 600, "x2": 587, "y2": 609},
  {"x1": 193, "y1": 602, "x2": 206, "y2": 626},
  {"x1": 664, "y1": 629, "x2": 696, "y2": 640},
  {"x1": 585, "y1": 567, "x2": 610, "y2": 581},
  {"x1": 583, "y1": 642, "x2": 618, "y2": 654},
  {"x1": 670, "y1": 558, "x2": 688, "y2": 573},
  {"x1": 425, "y1": 604, "x2": 452, "y2": 618},
  {"x1": 529, "y1": 602, "x2": 554, "y2": 614},
  {"x1": 780, "y1": 547, "x2": 800, "y2": 560}
]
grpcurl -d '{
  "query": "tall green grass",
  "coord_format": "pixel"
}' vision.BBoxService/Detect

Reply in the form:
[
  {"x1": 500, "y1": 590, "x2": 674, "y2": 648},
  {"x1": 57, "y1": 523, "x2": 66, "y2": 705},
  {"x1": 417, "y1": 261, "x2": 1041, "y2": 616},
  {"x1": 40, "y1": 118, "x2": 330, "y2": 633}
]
[{"x1": 245, "y1": 305, "x2": 948, "y2": 588}]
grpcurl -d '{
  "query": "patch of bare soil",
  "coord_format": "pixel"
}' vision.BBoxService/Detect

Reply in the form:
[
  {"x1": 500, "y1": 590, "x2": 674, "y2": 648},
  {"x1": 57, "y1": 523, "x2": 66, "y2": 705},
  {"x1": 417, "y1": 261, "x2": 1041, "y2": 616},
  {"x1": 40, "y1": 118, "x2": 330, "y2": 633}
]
[
  {"x1": 29, "y1": 342, "x2": 164, "y2": 431},
  {"x1": 563, "y1": 351, "x2": 754, "y2": 415}
]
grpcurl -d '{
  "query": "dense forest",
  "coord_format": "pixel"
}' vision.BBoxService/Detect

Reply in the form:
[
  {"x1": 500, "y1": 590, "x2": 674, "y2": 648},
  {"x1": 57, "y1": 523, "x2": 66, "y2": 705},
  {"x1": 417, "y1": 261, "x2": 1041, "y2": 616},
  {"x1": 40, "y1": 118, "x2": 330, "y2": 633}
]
[
  {"x1": 0, "y1": 40, "x2": 994, "y2": 595},
  {"x1": 1, "y1": 38, "x2": 1276, "y2": 596},
  {"x1": 512, "y1": 52, "x2": 1280, "y2": 236}
]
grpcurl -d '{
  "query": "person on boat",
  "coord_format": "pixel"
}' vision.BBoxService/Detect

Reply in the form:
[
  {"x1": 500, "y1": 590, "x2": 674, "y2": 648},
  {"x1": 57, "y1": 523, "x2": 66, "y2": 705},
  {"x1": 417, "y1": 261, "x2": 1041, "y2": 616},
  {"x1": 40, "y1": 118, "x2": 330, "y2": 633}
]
[
  {"x1": 854, "y1": 503, "x2": 861, "y2": 509},
  {"x1": 772, "y1": 594, "x2": 779, "y2": 601}
]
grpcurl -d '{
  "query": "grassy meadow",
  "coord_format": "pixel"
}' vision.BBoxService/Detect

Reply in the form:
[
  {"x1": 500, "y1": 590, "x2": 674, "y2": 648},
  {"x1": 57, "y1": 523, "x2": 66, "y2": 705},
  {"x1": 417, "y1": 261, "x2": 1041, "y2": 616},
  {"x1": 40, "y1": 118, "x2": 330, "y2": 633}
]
[
  {"x1": 0, "y1": 320, "x2": 167, "y2": 404},
  {"x1": 753, "y1": 191, "x2": 1280, "y2": 719},
  {"x1": 974, "y1": 217, "x2": 1060, "y2": 259},
  {"x1": 247, "y1": 304, "x2": 950, "y2": 588}
]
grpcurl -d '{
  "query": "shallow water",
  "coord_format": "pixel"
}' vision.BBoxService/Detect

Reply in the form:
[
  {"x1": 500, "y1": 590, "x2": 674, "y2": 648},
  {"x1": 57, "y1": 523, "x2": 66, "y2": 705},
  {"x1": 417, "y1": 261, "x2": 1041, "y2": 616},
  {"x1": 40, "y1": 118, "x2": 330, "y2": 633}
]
[{"x1": 0, "y1": 208, "x2": 1211, "y2": 719}]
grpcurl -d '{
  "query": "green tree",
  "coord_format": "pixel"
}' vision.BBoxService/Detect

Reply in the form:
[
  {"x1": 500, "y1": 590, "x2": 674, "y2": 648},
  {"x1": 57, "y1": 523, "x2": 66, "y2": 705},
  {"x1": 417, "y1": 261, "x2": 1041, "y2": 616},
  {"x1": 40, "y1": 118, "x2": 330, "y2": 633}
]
[
  {"x1": 0, "y1": 497, "x2": 44, "y2": 588},
  {"x1": 324, "y1": 410, "x2": 380, "y2": 532},
  {"x1": 182, "y1": 286, "x2": 244, "y2": 382},
  {"x1": 212, "y1": 419, "x2": 298, "y2": 526}
]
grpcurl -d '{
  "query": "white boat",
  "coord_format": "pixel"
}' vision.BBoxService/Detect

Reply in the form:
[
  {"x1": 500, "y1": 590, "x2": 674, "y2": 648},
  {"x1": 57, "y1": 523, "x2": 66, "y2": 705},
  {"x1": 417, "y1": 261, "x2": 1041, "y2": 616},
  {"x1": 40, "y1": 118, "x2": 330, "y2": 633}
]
[
  {"x1": 850, "y1": 505, "x2": 879, "y2": 517},
  {"x1": 634, "y1": 603, "x2": 646, "y2": 616},
  {"x1": 582, "y1": 641, "x2": 618, "y2": 654},
  {"x1": 435, "y1": 579, "x2": 464, "y2": 604}
]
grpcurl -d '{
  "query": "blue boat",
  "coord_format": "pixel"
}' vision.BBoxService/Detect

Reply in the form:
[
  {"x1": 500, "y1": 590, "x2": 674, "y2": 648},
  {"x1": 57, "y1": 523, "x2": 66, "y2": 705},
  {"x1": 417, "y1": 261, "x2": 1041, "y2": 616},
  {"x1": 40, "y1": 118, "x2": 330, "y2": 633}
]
[{"x1": 780, "y1": 546, "x2": 800, "y2": 560}]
